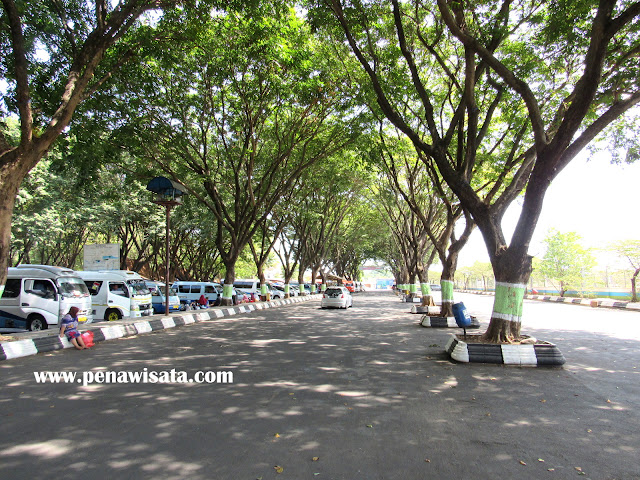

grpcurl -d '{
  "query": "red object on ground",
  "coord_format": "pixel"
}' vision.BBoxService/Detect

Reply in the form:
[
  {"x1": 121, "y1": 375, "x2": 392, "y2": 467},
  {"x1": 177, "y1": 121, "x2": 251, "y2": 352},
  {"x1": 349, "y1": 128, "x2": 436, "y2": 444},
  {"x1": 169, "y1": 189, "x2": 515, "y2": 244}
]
[{"x1": 81, "y1": 331, "x2": 95, "y2": 348}]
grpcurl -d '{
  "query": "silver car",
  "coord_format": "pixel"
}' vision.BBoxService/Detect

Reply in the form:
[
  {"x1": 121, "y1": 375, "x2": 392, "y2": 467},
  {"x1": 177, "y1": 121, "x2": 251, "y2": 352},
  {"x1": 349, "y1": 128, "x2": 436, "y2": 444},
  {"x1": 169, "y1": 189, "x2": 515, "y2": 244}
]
[{"x1": 320, "y1": 286, "x2": 353, "y2": 309}]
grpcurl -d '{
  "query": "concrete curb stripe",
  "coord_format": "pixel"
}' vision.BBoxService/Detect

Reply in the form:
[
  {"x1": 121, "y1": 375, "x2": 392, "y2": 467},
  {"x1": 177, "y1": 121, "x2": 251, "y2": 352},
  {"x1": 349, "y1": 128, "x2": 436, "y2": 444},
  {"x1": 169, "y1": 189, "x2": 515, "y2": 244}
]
[
  {"x1": 134, "y1": 321, "x2": 153, "y2": 334},
  {"x1": 2, "y1": 339, "x2": 38, "y2": 359},
  {"x1": 101, "y1": 325, "x2": 125, "y2": 340},
  {"x1": 461, "y1": 289, "x2": 638, "y2": 311},
  {"x1": 172, "y1": 317, "x2": 185, "y2": 327},
  {"x1": 33, "y1": 335, "x2": 66, "y2": 353},
  {"x1": 148, "y1": 319, "x2": 166, "y2": 331},
  {"x1": 182, "y1": 314, "x2": 196, "y2": 324},
  {"x1": 161, "y1": 317, "x2": 176, "y2": 329}
]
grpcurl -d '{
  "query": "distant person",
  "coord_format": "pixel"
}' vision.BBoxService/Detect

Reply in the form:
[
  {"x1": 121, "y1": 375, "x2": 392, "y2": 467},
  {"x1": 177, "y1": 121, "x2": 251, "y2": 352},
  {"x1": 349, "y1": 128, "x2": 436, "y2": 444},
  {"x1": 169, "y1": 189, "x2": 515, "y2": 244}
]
[
  {"x1": 199, "y1": 294, "x2": 208, "y2": 308},
  {"x1": 59, "y1": 306, "x2": 88, "y2": 350}
]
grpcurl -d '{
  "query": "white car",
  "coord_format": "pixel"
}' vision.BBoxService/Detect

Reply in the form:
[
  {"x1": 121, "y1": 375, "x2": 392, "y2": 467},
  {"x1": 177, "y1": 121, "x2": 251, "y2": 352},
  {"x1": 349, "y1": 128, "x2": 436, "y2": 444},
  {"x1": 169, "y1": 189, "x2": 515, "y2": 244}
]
[{"x1": 320, "y1": 286, "x2": 353, "y2": 309}]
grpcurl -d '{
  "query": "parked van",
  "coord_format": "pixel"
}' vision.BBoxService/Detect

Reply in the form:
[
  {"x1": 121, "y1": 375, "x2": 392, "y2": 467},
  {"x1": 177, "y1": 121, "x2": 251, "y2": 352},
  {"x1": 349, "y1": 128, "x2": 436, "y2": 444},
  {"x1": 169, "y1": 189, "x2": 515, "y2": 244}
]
[
  {"x1": 233, "y1": 279, "x2": 282, "y2": 300},
  {"x1": 76, "y1": 270, "x2": 153, "y2": 322},
  {"x1": 144, "y1": 280, "x2": 181, "y2": 314},
  {"x1": 172, "y1": 281, "x2": 220, "y2": 306},
  {"x1": 0, "y1": 265, "x2": 93, "y2": 331}
]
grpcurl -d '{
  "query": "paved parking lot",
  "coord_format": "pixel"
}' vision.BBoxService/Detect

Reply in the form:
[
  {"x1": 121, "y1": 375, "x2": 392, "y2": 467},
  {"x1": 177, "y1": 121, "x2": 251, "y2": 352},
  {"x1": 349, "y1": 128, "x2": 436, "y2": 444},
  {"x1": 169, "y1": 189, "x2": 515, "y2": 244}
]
[{"x1": 0, "y1": 291, "x2": 638, "y2": 479}]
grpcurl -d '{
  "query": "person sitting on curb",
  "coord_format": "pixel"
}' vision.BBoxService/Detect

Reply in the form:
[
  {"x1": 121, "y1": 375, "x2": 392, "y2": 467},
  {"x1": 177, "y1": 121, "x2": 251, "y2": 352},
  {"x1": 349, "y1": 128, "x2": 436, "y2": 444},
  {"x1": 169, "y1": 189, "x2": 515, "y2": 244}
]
[
  {"x1": 59, "y1": 306, "x2": 88, "y2": 350},
  {"x1": 199, "y1": 294, "x2": 208, "y2": 308}
]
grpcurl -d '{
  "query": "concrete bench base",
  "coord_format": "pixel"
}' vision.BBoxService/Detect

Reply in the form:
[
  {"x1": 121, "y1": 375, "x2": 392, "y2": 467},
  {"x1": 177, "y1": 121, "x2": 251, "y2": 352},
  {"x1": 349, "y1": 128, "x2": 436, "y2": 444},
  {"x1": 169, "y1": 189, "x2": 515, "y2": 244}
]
[
  {"x1": 445, "y1": 334, "x2": 565, "y2": 366},
  {"x1": 420, "y1": 315, "x2": 480, "y2": 329}
]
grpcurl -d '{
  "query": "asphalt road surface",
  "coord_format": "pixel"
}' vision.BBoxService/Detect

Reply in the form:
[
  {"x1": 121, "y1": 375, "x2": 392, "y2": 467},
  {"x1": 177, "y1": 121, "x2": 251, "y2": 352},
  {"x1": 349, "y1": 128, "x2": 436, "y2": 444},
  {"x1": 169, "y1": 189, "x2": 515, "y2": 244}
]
[{"x1": 0, "y1": 291, "x2": 638, "y2": 480}]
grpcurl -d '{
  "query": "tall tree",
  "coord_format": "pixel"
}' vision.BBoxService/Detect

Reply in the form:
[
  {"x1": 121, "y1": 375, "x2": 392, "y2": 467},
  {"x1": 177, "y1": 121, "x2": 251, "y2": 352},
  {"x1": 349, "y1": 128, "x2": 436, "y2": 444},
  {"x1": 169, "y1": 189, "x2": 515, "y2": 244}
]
[
  {"x1": 0, "y1": 0, "x2": 184, "y2": 293},
  {"x1": 293, "y1": 161, "x2": 358, "y2": 291},
  {"x1": 313, "y1": 0, "x2": 640, "y2": 342},
  {"x1": 376, "y1": 127, "x2": 471, "y2": 314},
  {"x1": 100, "y1": 6, "x2": 363, "y2": 304},
  {"x1": 610, "y1": 239, "x2": 640, "y2": 302},
  {"x1": 538, "y1": 230, "x2": 596, "y2": 297}
]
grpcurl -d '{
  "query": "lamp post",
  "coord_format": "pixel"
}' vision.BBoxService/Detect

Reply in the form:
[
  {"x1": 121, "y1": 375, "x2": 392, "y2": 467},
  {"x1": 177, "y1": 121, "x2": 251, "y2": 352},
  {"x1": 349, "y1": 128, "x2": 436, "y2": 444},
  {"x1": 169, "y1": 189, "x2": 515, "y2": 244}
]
[{"x1": 146, "y1": 176, "x2": 187, "y2": 315}]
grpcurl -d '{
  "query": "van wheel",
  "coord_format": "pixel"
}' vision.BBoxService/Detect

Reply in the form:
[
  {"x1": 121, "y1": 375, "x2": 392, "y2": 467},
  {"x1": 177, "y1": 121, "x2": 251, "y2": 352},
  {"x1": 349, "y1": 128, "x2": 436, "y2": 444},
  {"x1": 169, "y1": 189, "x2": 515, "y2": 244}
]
[
  {"x1": 105, "y1": 309, "x2": 122, "y2": 322},
  {"x1": 27, "y1": 315, "x2": 47, "y2": 331}
]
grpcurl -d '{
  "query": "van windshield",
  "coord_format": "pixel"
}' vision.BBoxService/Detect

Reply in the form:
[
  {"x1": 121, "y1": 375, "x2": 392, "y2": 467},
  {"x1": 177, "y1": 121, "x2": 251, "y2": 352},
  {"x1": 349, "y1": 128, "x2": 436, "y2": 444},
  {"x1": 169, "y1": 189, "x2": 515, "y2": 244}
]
[
  {"x1": 57, "y1": 277, "x2": 90, "y2": 298},
  {"x1": 152, "y1": 286, "x2": 177, "y2": 297},
  {"x1": 127, "y1": 280, "x2": 150, "y2": 295}
]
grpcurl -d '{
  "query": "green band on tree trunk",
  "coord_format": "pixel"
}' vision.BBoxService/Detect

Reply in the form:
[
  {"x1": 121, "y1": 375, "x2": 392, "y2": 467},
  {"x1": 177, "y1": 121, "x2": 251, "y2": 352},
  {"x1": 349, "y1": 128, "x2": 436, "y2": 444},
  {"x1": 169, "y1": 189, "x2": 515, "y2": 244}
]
[
  {"x1": 321, "y1": 284, "x2": 327, "y2": 291},
  {"x1": 421, "y1": 283, "x2": 431, "y2": 295},
  {"x1": 284, "y1": 284, "x2": 290, "y2": 294},
  {"x1": 492, "y1": 282, "x2": 526, "y2": 323},
  {"x1": 410, "y1": 284, "x2": 417, "y2": 294},
  {"x1": 0, "y1": 285, "x2": 4, "y2": 297},
  {"x1": 223, "y1": 284, "x2": 233, "y2": 299},
  {"x1": 260, "y1": 284, "x2": 268, "y2": 295},
  {"x1": 441, "y1": 280, "x2": 454, "y2": 303}
]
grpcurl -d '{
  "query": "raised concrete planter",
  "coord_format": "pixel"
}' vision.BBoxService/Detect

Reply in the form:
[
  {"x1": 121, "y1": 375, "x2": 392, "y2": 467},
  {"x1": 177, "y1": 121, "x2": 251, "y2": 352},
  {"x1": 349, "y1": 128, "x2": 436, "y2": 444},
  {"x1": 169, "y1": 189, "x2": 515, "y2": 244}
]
[
  {"x1": 411, "y1": 305, "x2": 441, "y2": 314},
  {"x1": 420, "y1": 315, "x2": 480, "y2": 328},
  {"x1": 445, "y1": 334, "x2": 565, "y2": 366}
]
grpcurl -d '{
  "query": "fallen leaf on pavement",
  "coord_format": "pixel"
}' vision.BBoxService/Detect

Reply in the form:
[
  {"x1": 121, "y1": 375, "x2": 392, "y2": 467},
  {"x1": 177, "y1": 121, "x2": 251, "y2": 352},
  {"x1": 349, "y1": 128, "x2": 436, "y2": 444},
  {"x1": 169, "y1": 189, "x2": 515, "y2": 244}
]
[
  {"x1": 519, "y1": 460, "x2": 527, "y2": 466},
  {"x1": 274, "y1": 466, "x2": 284, "y2": 474},
  {"x1": 312, "y1": 457, "x2": 319, "y2": 462}
]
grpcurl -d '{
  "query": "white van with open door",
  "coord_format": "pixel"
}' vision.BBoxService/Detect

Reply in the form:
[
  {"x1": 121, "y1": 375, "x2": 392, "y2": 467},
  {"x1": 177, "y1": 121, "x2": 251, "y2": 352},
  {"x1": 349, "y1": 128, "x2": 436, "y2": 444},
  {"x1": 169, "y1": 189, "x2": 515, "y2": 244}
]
[
  {"x1": 0, "y1": 265, "x2": 93, "y2": 331},
  {"x1": 76, "y1": 270, "x2": 153, "y2": 322}
]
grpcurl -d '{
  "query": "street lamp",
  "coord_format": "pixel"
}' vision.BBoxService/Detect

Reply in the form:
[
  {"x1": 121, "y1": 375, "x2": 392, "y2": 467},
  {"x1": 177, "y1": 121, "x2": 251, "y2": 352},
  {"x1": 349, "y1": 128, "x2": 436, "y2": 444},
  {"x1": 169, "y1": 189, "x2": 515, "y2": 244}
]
[{"x1": 146, "y1": 176, "x2": 188, "y2": 315}]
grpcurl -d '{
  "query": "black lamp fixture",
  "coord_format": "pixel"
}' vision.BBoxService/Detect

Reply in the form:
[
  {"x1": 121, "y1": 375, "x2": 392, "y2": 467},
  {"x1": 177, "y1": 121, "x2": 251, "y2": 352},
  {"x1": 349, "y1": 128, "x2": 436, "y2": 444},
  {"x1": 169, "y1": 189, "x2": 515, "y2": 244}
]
[{"x1": 146, "y1": 176, "x2": 188, "y2": 315}]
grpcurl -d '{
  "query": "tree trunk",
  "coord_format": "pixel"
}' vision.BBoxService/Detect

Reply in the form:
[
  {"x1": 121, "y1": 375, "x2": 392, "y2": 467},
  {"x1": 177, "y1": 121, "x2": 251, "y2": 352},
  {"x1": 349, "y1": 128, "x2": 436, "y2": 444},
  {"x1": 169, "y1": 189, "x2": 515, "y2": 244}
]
[
  {"x1": 437, "y1": 247, "x2": 461, "y2": 317},
  {"x1": 631, "y1": 269, "x2": 638, "y2": 303},
  {"x1": 319, "y1": 270, "x2": 327, "y2": 293},
  {"x1": 482, "y1": 249, "x2": 532, "y2": 343},
  {"x1": 283, "y1": 271, "x2": 293, "y2": 299},
  {"x1": 221, "y1": 263, "x2": 236, "y2": 306},
  {"x1": 0, "y1": 177, "x2": 21, "y2": 295},
  {"x1": 0, "y1": 149, "x2": 41, "y2": 293},
  {"x1": 258, "y1": 270, "x2": 268, "y2": 301}
]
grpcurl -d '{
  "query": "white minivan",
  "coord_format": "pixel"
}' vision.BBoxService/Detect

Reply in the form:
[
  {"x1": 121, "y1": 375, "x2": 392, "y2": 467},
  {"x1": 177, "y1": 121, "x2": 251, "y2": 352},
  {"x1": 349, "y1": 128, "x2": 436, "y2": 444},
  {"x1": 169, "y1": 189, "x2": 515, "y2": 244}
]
[
  {"x1": 0, "y1": 265, "x2": 93, "y2": 331},
  {"x1": 76, "y1": 270, "x2": 153, "y2": 322},
  {"x1": 233, "y1": 279, "x2": 282, "y2": 300},
  {"x1": 172, "y1": 281, "x2": 220, "y2": 306}
]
